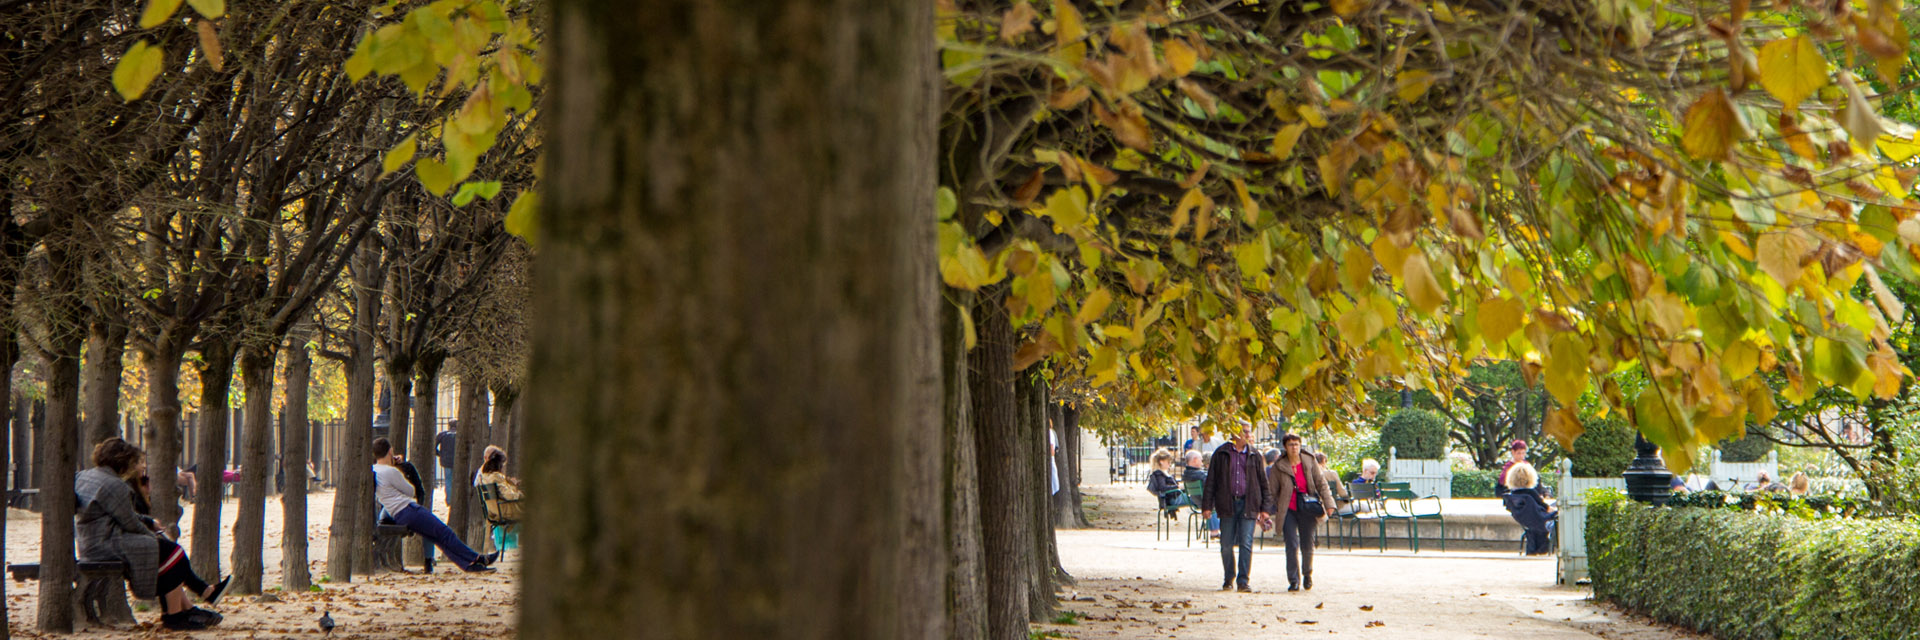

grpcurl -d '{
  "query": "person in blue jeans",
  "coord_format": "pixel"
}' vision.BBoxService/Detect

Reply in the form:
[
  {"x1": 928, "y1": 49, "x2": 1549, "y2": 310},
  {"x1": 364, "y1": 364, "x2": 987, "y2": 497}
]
[
  {"x1": 373, "y1": 438, "x2": 497, "y2": 573},
  {"x1": 1200, "y1": 423, "x2": 1272, "y2": 592}
]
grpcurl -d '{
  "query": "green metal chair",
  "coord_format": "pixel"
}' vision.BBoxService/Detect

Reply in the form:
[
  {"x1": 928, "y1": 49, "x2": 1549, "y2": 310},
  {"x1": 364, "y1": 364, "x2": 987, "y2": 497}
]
[
  {"x1": 1376, "y1": 482, "x2": 1445, "y2": 552},
  {"x1": 1338, "y1": 482, "x2": 1381, "y2": 550},
  {"x1": 1182, "y1": 479, "x2": 1210, "y2": 548},
  {"x1": 477, "y1": 482, "x2": 523, "y2": 559}
]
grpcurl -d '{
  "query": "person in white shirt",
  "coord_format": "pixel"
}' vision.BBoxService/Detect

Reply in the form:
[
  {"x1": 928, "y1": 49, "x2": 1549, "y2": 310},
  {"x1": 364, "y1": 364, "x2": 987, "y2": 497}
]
[{"x1": 373, "y1": 438, "x2": 497, "y2": 573}]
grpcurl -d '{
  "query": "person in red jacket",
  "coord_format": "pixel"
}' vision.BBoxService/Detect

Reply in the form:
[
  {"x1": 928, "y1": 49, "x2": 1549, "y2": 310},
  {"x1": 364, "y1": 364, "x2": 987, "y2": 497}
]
[{"x1": 1200, "y1": 422, "x2": 1272, "y2": 593}]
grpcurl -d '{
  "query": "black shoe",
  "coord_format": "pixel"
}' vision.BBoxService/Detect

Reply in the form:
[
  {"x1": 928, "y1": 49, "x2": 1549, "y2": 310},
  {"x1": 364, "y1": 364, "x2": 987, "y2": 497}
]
[
  {"x1": 1287, "y1": 584, "x2": 1300, "y2": 592},
  {"x1": 203, "y1": 575, "x2": 232, "y2": 605},
  {"x1": 186, "y1": 607, "x2": 223, "y2": 626},
  {"x1": 1221, "y1": 581, "x2": 1233, "y2": 591},
  {"x1": 477, "y1": 551, "x2": 501, "y2": 566},
  {"x1": 463, "y1": 563, "x2": 496, "y2": 573},
  {"x1": 162, "y1": 609, "x2": 219, "y2": 631},
  {"x1": 1304, "y1": 575, "x2": 1313, "y2": 590},
  {"x1": 1236, "y1": 585, "x2": 1253, "y2": 593}
]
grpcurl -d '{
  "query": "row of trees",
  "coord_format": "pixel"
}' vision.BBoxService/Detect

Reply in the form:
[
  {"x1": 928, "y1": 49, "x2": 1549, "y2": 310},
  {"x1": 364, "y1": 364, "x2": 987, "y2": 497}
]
[{"x1": 2, "y1": 0, "x2": 534, "y2": 633}]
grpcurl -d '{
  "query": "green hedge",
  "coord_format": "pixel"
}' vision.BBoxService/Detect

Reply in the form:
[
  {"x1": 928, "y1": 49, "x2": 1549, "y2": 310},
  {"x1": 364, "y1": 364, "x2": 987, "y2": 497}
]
[
  {"x1": 1567, "y1": 415, "x2": 1635, "y2": 477},
  {"x1": 1452, "y1": 469, "x2": 1496, "y2": 497},
  {"x1": 1718, "y1": 433, "x2": 1774, "y2": 462},
  {"x1": 1588, "y1": 490, "x2": 1920, "y2": 639},
  {"x1": 1379, "y1": 409, "x2": 1448, "y2": 459}
]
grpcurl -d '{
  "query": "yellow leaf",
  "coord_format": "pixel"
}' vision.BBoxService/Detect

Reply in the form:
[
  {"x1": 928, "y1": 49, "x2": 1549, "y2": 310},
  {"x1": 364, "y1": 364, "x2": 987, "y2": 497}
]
[
  {"x1": 1043, "y1": 187, "x2": 1089, "y2": 228},
  {"x1": 1403, "y1": 253, "x2": 1446, "y2": 314},
  {"x1": 1681, "y1": 88, "x2": 1741, "y2": 161},
  {"x1": 111, "y1": 40, "x2": 166, "y2": 102},
  {"x1": 1746, "y1": 381, "x2": 1776, "y2": 425},
  {"x1": 1233, "y1": 178, "x2": 1260, "y2": 224},
  {"x1": 1297, "y1": 105, "x2": 1328, "y2": 128},
  {"x1": 1394, "y1": 70, "x2": 1435, "y2": 102},
  {"x1": 140, "y1": 0, "x2": 186, "y2": 28},
  {"x1": 1719, "y1": 230, "x2": 1754, "y2": 261},
  {"x1": 1163, "y1": 40, "x2": 1199, "y2": 77},
  {"x1": 383, "y1": 135, "x2": 418, "y2": 176},
  {"x1": 1171, "y1": 188, "x2": 1206, "y2": 235},
  {"x1": 1272, "y1": 122, "x2": 1309, "y2": 160},
  {"x1": 1723, "y1": 341, "x2": 1759, "y2": 381},
  {"x1": 415, "y1": 158, "x2": 455, "y2": 196},
  {"x1": 1866, "y1": 264, "x2": 1906, "y2": 323},
  {"x1": 1755, "y1": 231, "x2": 1808, "y2": 288},
  {"x1": 1074, "y1": 288, "x2": 1114, "y2": 326},
  {"x1": 1477, "y1": 297, "x2": 1525, "y2": 342},
  {"x1": 940, "y1": 245, "x2": 993, "y2": 290},
  {"x1": 195, "y1": 19, "x2": 223, "y2": 72},
  {"x1": 1331, "y1": 0, "x2": 1370, "y2": 17},
  {"x1": 1545, "y1": 333, "x2": 1588, "y2": 407},
  {"x1": 185, "y1": 0, "x2": 224, "y2": 19},
  {"x1": 505, "y1": 191, "x2": 539, "y2": 245},
  {"x1": 1757, "y1": 36, "x2": 1828, "y2": 112},
  {"x1": 1543, "y1": 408, "x2": 1585, "y2": 450},
  {"x1": 1371, "y1": 235, "x2": 1410, "y2": 275},
  {"x1": 1875, "y1": 133, "x2": 1920, "y2": 162},
  {"x1": 1053, "y1": 0, "x2": 1087, "y2": 64}
]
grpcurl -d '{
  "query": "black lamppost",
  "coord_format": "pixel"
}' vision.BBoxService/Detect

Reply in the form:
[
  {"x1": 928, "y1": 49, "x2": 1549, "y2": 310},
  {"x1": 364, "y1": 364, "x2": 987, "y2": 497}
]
[{"x1": 1622, "y1": 432, "x2": 1674, "y2": 505}]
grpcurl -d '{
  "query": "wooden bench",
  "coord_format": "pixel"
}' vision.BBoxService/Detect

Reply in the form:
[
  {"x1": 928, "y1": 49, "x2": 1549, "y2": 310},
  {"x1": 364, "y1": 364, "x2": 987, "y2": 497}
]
[
  {"x1": 6, "y1": 488, "x2": 38, "y2": 510},
  {"x1": 8, "y1": 560, "x2": 138, "y2": 629},
  {"x1": 373, "y1": 523, "x2": 421, "y2": 573}
]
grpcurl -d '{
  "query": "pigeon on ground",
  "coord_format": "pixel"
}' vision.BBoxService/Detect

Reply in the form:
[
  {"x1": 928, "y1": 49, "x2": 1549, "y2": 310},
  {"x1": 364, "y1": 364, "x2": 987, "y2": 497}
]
[{"x1": 319, "y1": 610, "x2": 336, "y2": 636}]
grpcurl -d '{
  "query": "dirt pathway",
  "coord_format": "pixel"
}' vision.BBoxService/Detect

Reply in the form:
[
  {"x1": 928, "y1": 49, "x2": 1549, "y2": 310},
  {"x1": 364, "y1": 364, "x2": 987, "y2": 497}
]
[{"x1": 1042, "y1": 483, "x2": 1706, "y2": 640}]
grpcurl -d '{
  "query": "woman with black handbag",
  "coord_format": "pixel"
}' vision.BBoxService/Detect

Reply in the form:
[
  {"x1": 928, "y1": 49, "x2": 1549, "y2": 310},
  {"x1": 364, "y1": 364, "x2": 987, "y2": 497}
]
[{"x1": 1267, "y1": 433, "x2": 1335, "y2": 592}]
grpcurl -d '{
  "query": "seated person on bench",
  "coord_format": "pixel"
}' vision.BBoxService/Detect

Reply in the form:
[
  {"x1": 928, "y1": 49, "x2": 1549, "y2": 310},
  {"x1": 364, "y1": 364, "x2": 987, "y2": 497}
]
[
  {"x1": 473, "y1": 445, "x2": 523, "y2": 552},
  {"x1": 372, "y1": 438, "x2": 497, "y2": 573},
  {"x1": 76, "y1": 438, "x2": 230, "y2": 631},
  {"x1": 1500, "y1": 462, "x2": 1557, "y2": 556}
]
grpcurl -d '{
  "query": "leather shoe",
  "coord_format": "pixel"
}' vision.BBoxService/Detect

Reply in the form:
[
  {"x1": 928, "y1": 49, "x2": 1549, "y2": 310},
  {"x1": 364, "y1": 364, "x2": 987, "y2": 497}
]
[{"x1": 1304, "y1": 575, "x2": 1313, "y2": 590}]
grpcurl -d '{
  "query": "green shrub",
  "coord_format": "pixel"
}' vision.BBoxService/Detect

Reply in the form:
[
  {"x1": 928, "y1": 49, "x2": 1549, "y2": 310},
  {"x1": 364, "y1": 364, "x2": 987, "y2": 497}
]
[
  {"x1": 1588, "y1": 490, "x2": 1920, "y2": 640},
  {"x1": 1451, "y1": 469, "x2": 1497, "y2": 497},
  {"x1": 1718, "y1": 433, "x2": 1774, "y2": 462},
  {"x1": 1378, "y1": 409, "x2": 1448, "y2": 459},
  {"x1": 1567, "y1": 415, "x2": 1636, "y2": 477}
]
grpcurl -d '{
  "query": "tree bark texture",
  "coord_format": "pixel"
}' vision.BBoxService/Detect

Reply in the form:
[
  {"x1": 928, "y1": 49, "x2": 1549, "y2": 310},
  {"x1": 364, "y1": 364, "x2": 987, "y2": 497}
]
[
  {"x1": 942, "y1": 291, "x2": 987, "y2": 639},
  {"x1": 1019, "y1": 372, "x2": 1057, "y2": 620},
  {"x1": 384, "y1": 363, "x2": 413, "y2": 465},
  {"x1": 189, "y1": 339, "x2": 236, "y2": 580},
  {"x1": 526, "y1": 0, "x2": 939, "y2": 637},
  {"x1": 29, "y1": 400, "x2": 43, "y2": 495},
  {"x1": 1054, "y1": 404, "x2": 1090, "y2": 528},
  {"x1": 143, "y1": 337, "x2": 189, "y2": 536},
  {"x1": 488, "y1": 384, "x2": 516, "y2": 451},
  {"x1": 11, "y1": 392, "x2": 28, "y2": 495},
  {"x1": 0, "y1": 332, "x2": 17, "y2": 638},
  {"x1": 80, "y1": 320, "x2": 128, "y2": 451},
  {"x1": 450, "y1": 381, "x2": 484, "y2": 542},
  {"x1": 971, "y1": 286, "x2": 1032, "y2": 639},
  {"x1": 280, "y1": 329, "x2": 313, "y2": 591},
  {"x1": 405, "y1": 358, "x2": 441, "y2": 565},
  {"x1": 328, "y1": 247, "x2": 381, "y2": 581},
  {"x1": 230, "y1": 345, "x2": 278, "y2": 594},
  {"x1": 36, "y1": 247, "x2": 86, "y2": 632}
]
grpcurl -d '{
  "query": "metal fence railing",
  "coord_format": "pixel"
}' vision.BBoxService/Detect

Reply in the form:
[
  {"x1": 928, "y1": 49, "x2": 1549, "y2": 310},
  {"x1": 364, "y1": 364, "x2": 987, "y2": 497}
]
[{"x1": 1107, "y1": 446, "x2": 1157, "y2": 483}]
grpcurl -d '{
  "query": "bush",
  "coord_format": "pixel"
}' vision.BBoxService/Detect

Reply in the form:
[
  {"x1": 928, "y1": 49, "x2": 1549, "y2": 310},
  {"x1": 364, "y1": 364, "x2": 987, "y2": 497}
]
[
  {"x1": 1567, "y1": 415, "x2": 1636, "y2": 477},
  {"x1": 1662, "y1": 490, "x2": 1883, "y2": 519},
  {"x1": 1588, "y1": 490, "x2": 1920, "y2": 640},
  {"x1": 1378, "y1": 409, "x2": 1448, "y2": 459},
  {"x1": 1451, "y1": 469, "x2": 1497, "y2": 498},
  {"x1": 1718, "y1": 432, "x2": 1774, "y2": 462}
]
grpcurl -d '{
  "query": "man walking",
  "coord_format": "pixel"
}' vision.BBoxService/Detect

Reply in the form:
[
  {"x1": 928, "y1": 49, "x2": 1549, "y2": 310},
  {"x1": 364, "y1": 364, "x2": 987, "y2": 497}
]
[
  {"x1": 373, "y1": 437, "x2": 497, "y2": 573},
  {"x1": 1200, "y1": 422, "x2": 1271, "y2": 592}
]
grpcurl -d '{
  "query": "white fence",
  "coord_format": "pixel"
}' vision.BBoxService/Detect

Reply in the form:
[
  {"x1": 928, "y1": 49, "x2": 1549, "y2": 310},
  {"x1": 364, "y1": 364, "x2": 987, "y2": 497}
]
[
  {"x1": 1386, "y1": 448, "x2": 1452, "y2": 499},
  {"x1": 1708, "y1": 450, "x2": 1779, "y2": 490},
  {"x1": 1556, "y1": 459, "x2": 1626, "y2": 585}
]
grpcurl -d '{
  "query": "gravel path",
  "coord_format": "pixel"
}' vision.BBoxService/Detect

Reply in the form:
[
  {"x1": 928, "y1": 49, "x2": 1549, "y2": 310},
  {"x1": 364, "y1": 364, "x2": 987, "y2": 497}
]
[{"x1": 1043, "y1": 482, "x2": 1708, "y2": 640}]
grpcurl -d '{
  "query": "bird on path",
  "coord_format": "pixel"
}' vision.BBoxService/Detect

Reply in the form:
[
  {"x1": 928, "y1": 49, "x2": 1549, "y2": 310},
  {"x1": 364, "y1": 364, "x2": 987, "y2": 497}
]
[{"x1": 319, "y1": 610, "x2": 336, "y2": 636}]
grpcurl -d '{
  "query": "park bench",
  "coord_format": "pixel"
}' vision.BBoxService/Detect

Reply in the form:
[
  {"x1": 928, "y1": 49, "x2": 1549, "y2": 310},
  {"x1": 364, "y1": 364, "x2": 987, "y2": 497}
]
[
  {"x1": 373, "y1": 523, "x2": 420, "y2": 573},
  {"x1": 477, "y1": 482, "x2": 521, "y2": 560},
  {"x1": 7, "y1": 488, "x2": 39, "y2": 510},
  {"x1": 7, "y1": 560, "x2": 138, "y2": 628}
]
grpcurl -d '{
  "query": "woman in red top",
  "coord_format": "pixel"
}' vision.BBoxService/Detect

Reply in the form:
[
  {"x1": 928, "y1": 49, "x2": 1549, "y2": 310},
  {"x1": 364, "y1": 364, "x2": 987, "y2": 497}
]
[{"x1": 1267, "y1": 433, "x2": 1335, "y2": 592}]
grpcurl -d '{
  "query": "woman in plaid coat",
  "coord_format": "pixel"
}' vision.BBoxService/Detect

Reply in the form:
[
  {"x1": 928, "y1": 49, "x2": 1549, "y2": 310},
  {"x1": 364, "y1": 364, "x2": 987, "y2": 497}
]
[{"x1": 75, "y1": 438, "x2": 230, "y2": 630}]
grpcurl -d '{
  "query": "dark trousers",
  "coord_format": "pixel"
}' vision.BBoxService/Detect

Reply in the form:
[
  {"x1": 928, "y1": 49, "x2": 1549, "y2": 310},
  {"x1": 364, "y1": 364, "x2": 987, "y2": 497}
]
[
  {"x1": 1218, "y1": 497, "x2": 1256, "y2": 587},
  {"x1": 393, "y1": 503, "x2": 483, "y2": 569},
  {"x1": 155, "y1": 539, "x2": 210, "y2": 596},
  {"x1": 1282, "y1": 509, "x2": 1317, "y2": 587}
]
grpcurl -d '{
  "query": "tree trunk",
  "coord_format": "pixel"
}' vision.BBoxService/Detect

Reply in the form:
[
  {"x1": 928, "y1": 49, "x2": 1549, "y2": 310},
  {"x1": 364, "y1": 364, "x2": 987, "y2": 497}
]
[
  {"x1": 1054, "y1": 404, "x2": 1091, "y2": 528},
  {"x1": 450, "y1": 380, "x2": 483, "y2": 542},
  {"x1": 406, "y1": 357, "x2": 442, "y2": 565},
  {"x1": 487, "y1": 382, "x2": 516, "y2": 451},
  {"x1": 384, "y1": 362, "x2": 413, "y2": 467},
  {"x1": 229, "y1": 344, "x2": 278, "y2": 594},
  {"x1": 80, "y1": 320, "x2": 128, "y2": 450},
  {"x1": 524, "y1": 0, "x2": 938, "y2": 636},
  {"x1": 11, "y1": 392, "x2": 28, "y2": 495},
  {"x1": 280, "y1": 328, "x2": 313, "y2": 591},
  {"x1": 37, "y1": 248, "x2": 86, "y2": 632},
  {"x1": 942, "y1": 292, "x2": 987, "y2": 638},
  {"x1": 28, "y1": 399, "x2": 43, "y2": 494},
  {"x1": 189, "y1": 338, "x2": 235, "y2": 581},
  {"x1": 143, "y1": 337, "x2": 189, "y2": 537},
  {"x1": 970, "y1": 285, "x2": 1031, "y2": 639},
  {"x1": 328, "y1": 247, "x2": 381, "y2": 581},
  {"x1": 0, "y1": 332, "x2": 17, "y2": 638},
  {"x1": 1020, "y1": 372, "x2": 1057, "y2": 620}
]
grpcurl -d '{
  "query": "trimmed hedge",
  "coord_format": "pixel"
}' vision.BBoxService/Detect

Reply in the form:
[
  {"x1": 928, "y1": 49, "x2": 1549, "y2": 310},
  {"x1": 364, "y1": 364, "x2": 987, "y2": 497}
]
[
  {"x1": 1588, "y1": 490, "x2": 1920, "y2": 640},
  {"x1": 1567, "y1": 415, "x2": 1635, "y2": 477},
  {"x1": 1452, "y1": 469, "x2": 1496, "y2": 497},
  {"x1": 1718, "y1": 433, "x2": 1774, "y2": 462},
  {"x1": 1379, "y1": 409, "x2": 1448, "y2": 459}
]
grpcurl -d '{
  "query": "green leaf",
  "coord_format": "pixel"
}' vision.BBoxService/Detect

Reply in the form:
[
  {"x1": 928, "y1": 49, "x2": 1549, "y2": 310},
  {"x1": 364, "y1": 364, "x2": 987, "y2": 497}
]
[
  {"x1": 937, "y1": 186, "x2": 958, "y2": 221},
  {"x1": 451, "y1": 181, "x2": 503, "y2": 206},
  {"x1": 185, "y1": 0, "x2": 223, "y2": 18},
  {"x1": 112, "y1": 40, "x2": 166, "y2": 102},
  {"x1": 1757, "y1": 36, "x2": 1827, "y2": 112},
  {"x1": 505, "y1": 191, "x2": 538, "y2": 244},
  {"x1": 415, "y1": 158, "x2": 455, "y2": 196},
  {"x1": 140, "y1": 0, "x2": 186, "y2": 28},
  {"x1": 382, "y1": 134, "x2": 417, "y2": 175}
]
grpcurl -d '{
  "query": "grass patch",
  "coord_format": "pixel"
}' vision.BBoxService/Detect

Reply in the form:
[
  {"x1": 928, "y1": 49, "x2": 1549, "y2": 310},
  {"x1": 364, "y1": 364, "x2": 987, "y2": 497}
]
[
  {"x1": 1051, "y1": 611, "x2": 1082, "y2": 625},
  {"x1": 1028, "y1": 629, "x2": 1068, "y2": 640}
]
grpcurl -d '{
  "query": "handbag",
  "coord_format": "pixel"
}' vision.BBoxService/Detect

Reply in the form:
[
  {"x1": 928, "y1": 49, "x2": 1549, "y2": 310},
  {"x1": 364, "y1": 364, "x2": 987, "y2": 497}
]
[{"x1": 1299, "y1": 495, "x2": 1326, "y2": 519}]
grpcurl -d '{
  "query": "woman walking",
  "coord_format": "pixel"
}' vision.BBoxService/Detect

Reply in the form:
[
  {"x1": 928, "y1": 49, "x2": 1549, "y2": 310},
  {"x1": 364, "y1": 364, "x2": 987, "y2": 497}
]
[{"x1": 1267, "y1": 433, "x2": 1334, "y2": 592}]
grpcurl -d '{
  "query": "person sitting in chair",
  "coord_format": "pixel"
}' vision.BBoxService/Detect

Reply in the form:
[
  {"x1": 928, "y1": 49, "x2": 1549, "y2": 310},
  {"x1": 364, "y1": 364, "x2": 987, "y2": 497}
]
[
  {"x1": 1501, "y1": 462, "x2": 1557, "y2": 556},
  {"x1": 1146, "y1": 448, "x2": 1183, "y2": 517},
  {"x1": 473, "y1": 445, "x2": 523, "y2": 552},
  {"x1": 373, "y1": 438, "x2": 498, "y2": 573}
]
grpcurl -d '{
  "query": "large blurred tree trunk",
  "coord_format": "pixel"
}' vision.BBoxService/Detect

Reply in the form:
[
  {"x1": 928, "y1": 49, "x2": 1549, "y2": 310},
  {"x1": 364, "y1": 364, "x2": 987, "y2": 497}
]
[
  {"x1": 450, "y1": 380, "x2": 484, "y2": 541},
  {"x1": 229, "y1": 344, "x2": 278, "y2": 594},
  {"x1": 524, "y1": 0, "x2": 938, "y2": 637},
  {"x1": 36, "y1": 244, "x2": 85, "y2": 633},
  {"x1": 143, "y1": 334, "x2": 190, "y2": 538},
  {"x1": 942, "y1": 292, "x2": 987, "y2": 638},
  {"x1": 79, "y1": 320, "x2": 127, "y2": 448},
  {"x1": 970, "y1": 285, "x2": 1031, "y2": 639},
  {"x1": 1019, "y1": 372, "x2": 1057, "y2": 620},
  {"x1": 327, "y1": 246, "x2": 382, "y2": 581}
]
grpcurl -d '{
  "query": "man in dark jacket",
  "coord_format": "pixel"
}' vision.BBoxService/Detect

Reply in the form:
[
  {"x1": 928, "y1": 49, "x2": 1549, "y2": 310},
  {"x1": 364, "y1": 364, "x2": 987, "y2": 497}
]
[{"x1": 1201, "y1": 422, "x2": 1272, "y2": 592}]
